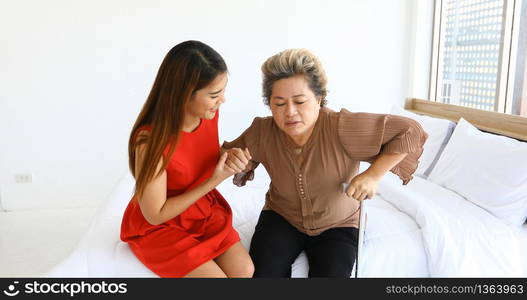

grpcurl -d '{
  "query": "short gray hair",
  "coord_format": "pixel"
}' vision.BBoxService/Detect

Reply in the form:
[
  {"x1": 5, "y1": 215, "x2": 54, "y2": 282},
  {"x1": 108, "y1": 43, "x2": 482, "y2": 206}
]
[{"x1": 261, "y1": 48, "x2": 328, "y2": 107}]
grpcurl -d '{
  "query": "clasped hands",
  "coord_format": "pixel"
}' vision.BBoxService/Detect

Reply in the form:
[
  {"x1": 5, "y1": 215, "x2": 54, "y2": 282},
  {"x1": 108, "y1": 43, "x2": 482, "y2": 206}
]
[
  {"x1": 224, "y1": 147, "x2": 252, "y2": 173},
  {"x1": 213, "y1": 148, "x2": 252, "y2": 181}
]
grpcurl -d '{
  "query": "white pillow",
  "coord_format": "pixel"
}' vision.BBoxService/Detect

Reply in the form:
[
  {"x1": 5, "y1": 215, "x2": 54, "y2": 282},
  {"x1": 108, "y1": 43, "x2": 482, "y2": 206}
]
[
  {"x1": 390, "y1": 105, "x2": 456, "y2": 177},
  {"x1": 428, "y1": 118, "x2": 527, "y2": 227}
]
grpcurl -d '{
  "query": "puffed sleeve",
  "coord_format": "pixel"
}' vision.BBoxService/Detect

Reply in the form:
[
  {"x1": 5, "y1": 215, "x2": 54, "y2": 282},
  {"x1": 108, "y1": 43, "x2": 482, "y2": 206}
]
[
  {"x1": 221, "y1": 117, "x2": 263, "y2": 187},
  {"x1": 338, "y1": 108, "x2": 428, "y2": 185}
]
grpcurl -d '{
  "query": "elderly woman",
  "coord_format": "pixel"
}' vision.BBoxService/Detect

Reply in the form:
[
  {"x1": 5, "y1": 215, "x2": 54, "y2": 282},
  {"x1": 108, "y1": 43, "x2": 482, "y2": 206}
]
[{"x1": 222, "y1": 49, "x2": 428, "y2": 278}]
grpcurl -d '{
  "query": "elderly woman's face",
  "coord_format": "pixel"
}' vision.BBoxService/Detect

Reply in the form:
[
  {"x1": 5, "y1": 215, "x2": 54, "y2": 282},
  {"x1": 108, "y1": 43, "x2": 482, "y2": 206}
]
[{"x1": 270, "y1": 75, "x2": 320, "y2": 144}]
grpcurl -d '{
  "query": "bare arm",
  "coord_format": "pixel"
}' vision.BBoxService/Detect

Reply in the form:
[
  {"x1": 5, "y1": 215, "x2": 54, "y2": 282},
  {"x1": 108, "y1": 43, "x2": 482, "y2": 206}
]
[{"x1": 135, "y1": 144, "x2": 243, "y2": 225}]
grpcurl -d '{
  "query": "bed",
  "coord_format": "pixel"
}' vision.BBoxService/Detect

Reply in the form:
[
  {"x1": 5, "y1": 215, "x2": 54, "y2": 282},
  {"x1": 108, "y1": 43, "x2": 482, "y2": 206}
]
[{"x1": 44, "y1": 98, "x2": 527, "y2": 277}]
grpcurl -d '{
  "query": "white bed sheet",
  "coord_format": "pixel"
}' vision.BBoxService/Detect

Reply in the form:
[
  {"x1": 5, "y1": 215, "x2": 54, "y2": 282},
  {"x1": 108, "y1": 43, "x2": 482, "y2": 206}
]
[
  {"x1": 519, "y1": 223, "x2": 527, "y2": 274},
  {"x1": 376, "y1": 172, "x2": 525, "y2": 277},
  {"x1": 44, "y1": 169, "x2": 527, "y2": 278},
  {"x1": 358, "y1": 197, "x2": 429, "y2": 277}
]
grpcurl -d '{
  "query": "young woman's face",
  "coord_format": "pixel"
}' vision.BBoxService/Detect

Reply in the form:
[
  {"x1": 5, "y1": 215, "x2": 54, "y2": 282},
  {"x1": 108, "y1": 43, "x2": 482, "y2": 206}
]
[
  {"x1": 269, "y1": 74, "x2": 321, "y2": 143},
  {"x1": 188, "y1": 72, "x2": 228, "y2": 120}
]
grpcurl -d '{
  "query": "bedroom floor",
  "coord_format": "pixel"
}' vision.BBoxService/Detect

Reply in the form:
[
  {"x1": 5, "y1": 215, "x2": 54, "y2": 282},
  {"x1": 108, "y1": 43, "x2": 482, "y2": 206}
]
[{"x1": 0, "y1": 207, "x2": 96, "y2": 277}]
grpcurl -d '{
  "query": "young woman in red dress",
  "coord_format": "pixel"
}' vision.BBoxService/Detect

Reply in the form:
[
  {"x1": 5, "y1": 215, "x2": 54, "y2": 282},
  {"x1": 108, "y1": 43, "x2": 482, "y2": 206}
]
[{"x1": 120, "y1": 40, "x2": 254, "y2": 278}]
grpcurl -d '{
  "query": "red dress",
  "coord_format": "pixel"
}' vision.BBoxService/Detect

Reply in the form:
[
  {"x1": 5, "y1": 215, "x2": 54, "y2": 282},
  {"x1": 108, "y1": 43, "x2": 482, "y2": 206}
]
[{"x1": 120, "y1": 111, "x2": 240, "y2": 277}]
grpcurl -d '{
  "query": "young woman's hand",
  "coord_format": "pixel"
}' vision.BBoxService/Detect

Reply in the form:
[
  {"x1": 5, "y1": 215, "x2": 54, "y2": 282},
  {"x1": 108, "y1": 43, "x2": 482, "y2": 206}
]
[
  {"x1": 211, "y1": 152, "x2": 238, "y2": 183},
  {"x1": 225, "y1": 147, "x2": 252, "y2": 173},
  {"x1": 345, "y1": 172, "x2": 381, "y2": 201}
]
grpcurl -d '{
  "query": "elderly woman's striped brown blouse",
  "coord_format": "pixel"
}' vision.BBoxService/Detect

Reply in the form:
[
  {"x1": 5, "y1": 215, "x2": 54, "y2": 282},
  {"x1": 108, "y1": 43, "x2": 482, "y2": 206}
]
[{"x1": 222, "y1": 108, "x2": 428, "y2": 236}]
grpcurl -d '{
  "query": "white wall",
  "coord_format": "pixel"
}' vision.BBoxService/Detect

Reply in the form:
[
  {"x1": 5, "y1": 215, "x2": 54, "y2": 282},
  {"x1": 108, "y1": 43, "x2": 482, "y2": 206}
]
[
  {"x1": 407, "y1": 0, "x2": 435, "y2": 100},
  {"x1": 0, "y1": 0, "x2": 431, "y2": 211}
]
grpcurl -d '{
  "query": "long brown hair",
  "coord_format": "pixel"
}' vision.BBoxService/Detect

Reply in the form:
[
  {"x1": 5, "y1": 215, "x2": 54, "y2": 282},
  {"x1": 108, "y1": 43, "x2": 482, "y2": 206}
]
[{"x1": 128, "y1": 40, "x2": 227, "y2": 198}]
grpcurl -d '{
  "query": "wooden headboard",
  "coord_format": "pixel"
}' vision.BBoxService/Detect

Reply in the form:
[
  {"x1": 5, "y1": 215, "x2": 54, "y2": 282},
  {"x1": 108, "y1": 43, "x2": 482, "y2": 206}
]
[{"x1": 405, "y1": 98, "x2": 527, "y2": 142}]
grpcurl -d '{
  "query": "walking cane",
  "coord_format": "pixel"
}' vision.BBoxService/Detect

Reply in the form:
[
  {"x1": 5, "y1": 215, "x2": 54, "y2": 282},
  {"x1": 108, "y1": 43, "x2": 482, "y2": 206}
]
[
  {"x1": 343, "y1": 183, "x2": 366, "y2": 279},
  {"x1": 355, "y1": 199, "x2": 366, "y2": 278}
]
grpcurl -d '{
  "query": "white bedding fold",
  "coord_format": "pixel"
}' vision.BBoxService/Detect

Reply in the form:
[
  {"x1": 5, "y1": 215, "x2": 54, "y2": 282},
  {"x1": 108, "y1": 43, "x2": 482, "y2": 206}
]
[{"x1": 377, "y1": 173, "x2": 523, "y2": 277}]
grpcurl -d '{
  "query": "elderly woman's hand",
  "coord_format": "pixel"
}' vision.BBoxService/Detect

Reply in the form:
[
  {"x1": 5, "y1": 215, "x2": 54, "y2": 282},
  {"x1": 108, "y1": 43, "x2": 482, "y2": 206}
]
[
  {"x1": 345, "y1": 172, "x2": 381, "y2": 201},
  {"x1": 345, "y1": 152, "x2": 408, "y2": 201},
  {"x1": 225, "y1": 147, "x2": 252, "y2": 173}
]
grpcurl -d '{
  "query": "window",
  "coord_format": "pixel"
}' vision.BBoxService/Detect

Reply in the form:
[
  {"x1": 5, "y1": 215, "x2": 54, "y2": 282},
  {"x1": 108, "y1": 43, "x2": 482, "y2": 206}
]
[{"x1": 430, "y1": 0, "x2": 526, "y2": 116}]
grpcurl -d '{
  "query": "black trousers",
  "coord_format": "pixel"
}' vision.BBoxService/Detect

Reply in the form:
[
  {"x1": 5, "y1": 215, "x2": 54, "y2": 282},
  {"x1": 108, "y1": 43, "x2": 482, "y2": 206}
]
[{"x1": 249, "y1": 210, "x2": 358, "y2": 278}]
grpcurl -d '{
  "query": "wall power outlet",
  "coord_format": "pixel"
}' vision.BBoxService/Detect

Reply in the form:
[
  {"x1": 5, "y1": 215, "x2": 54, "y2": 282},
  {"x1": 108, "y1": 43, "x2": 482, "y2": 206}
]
[{"x1": 14, "y1": 173, "x2": 33, "y2": 184}]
